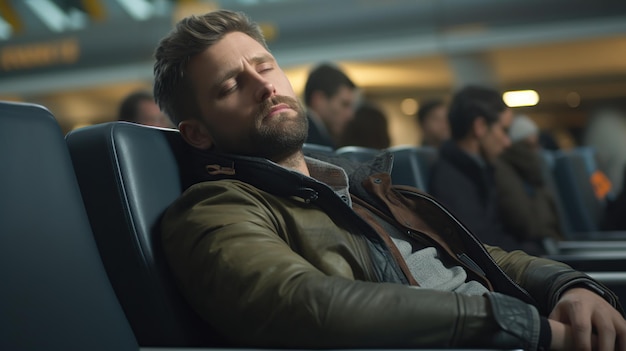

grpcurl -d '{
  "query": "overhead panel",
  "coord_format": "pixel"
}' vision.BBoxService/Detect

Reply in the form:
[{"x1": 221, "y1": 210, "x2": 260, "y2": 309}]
[
  {"x1": 0, "y1": 0, "x2": 625, "y2": 95},
  {"x1": 0, "y1": 0, "x2": 172, "y2": 81}
]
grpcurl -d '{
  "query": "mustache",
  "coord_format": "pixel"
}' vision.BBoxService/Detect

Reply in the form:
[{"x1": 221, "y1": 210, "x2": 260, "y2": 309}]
[{"x1": 258, "y1": 95, "x2": 303, "y2": 118}]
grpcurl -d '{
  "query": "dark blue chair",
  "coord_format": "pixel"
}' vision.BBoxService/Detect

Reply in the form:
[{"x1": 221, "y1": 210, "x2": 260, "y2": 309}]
[
  {"x1": 551, "y1": 147, "x2": 607, "y2": 235},
  {"x1": 388, "y1": 145, "x2": 438, "y2": 192},
  {"x1": 66, "y1": 122, "x2": 219, "y2": 347},
  {"x1": 0, "y1": 101, "x2": 138, "y2": 351},
  {"x1": 335, "y1": 145, "x2": 383, "y2": 162}
]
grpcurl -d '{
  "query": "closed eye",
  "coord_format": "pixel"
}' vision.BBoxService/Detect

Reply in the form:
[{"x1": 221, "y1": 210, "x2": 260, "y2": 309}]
[
  {"x1": 219, "y1": 80, "x2": 238, "y2": 96},
  {"x1": 257, "y1": 62, "x2": 274, "y2": 74}
]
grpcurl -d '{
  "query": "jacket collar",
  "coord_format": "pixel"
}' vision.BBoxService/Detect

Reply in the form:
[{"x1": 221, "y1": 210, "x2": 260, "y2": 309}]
[{"x1": 181, "y1": 145, "x2": 394, "y2": 203}]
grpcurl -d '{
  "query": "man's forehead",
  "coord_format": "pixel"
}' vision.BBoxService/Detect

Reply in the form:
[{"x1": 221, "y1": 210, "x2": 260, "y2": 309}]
[
  {"x1": 188, "y1": 32, "x2": 271, "y2": 80},
  {"x1": 203, "y1": 32, "x2": 267, "y2": 62}
]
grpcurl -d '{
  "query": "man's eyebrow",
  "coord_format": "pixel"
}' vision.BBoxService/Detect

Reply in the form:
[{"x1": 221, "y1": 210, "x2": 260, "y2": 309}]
[
  {"x1": 213, "y1": 53, "x2": 276, "y2": 90},
  {"x1": 249, "y1": 53, "x2": 275, "y2": 65}
]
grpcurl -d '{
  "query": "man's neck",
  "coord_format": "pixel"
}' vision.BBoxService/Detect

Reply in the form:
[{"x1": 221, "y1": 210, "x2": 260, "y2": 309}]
[
  {"x1": 456, "y1": 137, "x2": 480, "y2": 157},
  {"x1": 275, "y1": 150, "x2": 310, "y2": 177},
  {"x1": 456, "y1": 137, "x2": 490, "y2": 166}
]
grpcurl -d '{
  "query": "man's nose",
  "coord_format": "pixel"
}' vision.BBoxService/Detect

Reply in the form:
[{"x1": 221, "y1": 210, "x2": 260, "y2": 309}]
[{"x1": 254, "y1": 77, "x2": 276, "y2": 102}]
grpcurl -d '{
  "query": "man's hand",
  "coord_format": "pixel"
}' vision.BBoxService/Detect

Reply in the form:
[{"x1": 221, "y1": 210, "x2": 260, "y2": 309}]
[{"x1": 549, "y1": 287, "x2": 626, "y2": 351}]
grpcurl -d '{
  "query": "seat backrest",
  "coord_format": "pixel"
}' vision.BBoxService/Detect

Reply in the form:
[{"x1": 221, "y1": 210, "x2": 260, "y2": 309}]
[
  {"x1": 302, "y1": 142, "x2": 335, "y2": 156},
  {"x1": 388, "y1": 145, "x2": 439, "y2": 192},
  {"x1": 65, "y1": 122, "x2": 219, "y2": 347},
  {"x1": 0, "y1": 102, "x2": 138, "y2": 351},
  {"x1": 540, "y1": 149, "x2": 574, "y2": 238},
  {"x1": 335, "y1": 145, "x2": 382, "y2": 162},
  {"x1": 551, "y1": 147, "x2": 606, "y2": 234}
]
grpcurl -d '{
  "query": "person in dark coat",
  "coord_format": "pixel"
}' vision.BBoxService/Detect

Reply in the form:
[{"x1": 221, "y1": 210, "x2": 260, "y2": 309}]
[
  {"x1": 338, "y1": 102, "x2": 391, "y2": 149},
  {"x1": 303, "y1": 63, "x2": 358, "y2": 148},
  {"x1": 429, "y1": 85, "x2": 544, "y2": 255},
  {"x1": 494, "y1": 115, "x2": 564, "y2": 244}
]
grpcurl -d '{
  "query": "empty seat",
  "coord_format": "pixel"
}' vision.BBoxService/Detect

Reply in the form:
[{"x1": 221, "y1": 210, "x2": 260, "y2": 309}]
[
  {"x1": 0, "y1": 102, "x2": 138, "y2": 351},
  {"x1": 551, "y1": 147, "x2": 607, "y2": 235},
  {"x1": 65, "y1": 122, "x2": 220, "y2": 347},
  {"x1": 539, "y1": 149, "x2": 573, "y2": 237},
  {"x1": 541, "y1": 148, "x2": 626, "y2": 254}
]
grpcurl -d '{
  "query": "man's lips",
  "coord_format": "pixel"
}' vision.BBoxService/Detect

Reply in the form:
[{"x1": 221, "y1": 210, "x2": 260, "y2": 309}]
[{"x1": 266, "y1": 103, "x2": 292, "y2": 118}]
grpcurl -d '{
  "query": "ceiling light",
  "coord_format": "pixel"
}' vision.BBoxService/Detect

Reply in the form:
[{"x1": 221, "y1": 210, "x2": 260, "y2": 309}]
[
  {"x1": 502, "y1": 90, "x2": 539, "y2": 107},
  {"x1": 401, "y1": 98, "x2": 418, "y2": 116},
  {"x1": 566, "y1": 92, "x2": 581, "y2": 108}
]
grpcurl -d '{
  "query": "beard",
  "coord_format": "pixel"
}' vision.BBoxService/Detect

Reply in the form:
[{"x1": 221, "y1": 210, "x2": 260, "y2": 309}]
[{"x1": 213, "y1": 95, "x2": 309, "y2": 162}]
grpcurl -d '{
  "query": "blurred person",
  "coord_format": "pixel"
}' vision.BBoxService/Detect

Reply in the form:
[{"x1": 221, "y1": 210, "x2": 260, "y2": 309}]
[
  {"x1": 338, "y1": 102, "x2": 390, "y2": 149},
  {"x1": 416, "y1": 99, "x2": 450, "y2": 148},
  {"x1": 118, "y1": 90, "x2": 174, "y2": 128},
  {"x1": 303, "y1": 62, "x2": 358, "y2": 148},
  {"x1": 583, "y1": 106, "x2": 626, "y2": 196},
  {"x1": 153, "y1": 10, "x2": 626, "y2": 351},
  {"x1": 539, "y1": 129, "x2": 560, "y2": 151},
  {"x1": 605, "y1": 164, "x2": 626, "y2": 230},
  {"x1": 494, "y1": 115, "x2": 564, "y2": 244},
  {"x1": 429, "y1": 85, "x2": 544, "y2": 255}
]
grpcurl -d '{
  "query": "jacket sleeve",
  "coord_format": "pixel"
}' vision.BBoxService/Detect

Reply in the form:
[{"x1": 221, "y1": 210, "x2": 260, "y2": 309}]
[
  {"x1": 162, "y1": 181, "x2": 541, "y2": 349},
  {"x1": 486, "y1": 245, "x2": 623, "y2": 316}
]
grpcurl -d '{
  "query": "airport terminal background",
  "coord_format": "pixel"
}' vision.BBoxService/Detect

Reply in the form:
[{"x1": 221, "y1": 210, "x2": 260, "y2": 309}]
[
  {"x1": 1, "y1": 0, "x2": 626, "y2": 149},
  {"x1": 3, "y1": 1, "x2": 626, "y2": 349}
]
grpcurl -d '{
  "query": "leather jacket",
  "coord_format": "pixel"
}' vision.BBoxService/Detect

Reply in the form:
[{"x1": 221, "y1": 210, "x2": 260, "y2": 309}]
[{"x1": 162, "y1": 149, "x2": 621, "y2": 350}]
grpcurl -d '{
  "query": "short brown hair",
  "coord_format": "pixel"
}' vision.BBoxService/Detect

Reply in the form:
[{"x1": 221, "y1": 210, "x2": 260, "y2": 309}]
[{"x1": 153, "y1": 10, "x2": 267, "y2": 126}]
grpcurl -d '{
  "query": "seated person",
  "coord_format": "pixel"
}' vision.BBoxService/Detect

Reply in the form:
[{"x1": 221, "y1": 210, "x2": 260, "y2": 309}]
[
  {"x1": 153, "y1": 9, "x2": 626, "y2": 350},
  {"x1": 494, "y1": 115, "x2": 565, "y2": 243},
  {"x1": 605, "y1": 164, "x2": 626, "y2": 230},
  {"x1": 118, "y1": 90, "x2": 174, "y2": 128},
  {"x1": 338, "y1": 102, "x2": 391, "y2": 149},
  {"x1": 429, "y1": 85, "x2": 544, "y2": 255},
  {"x1": 416, "y1": 98, "x2": 450, "y2": 148},
  {"x1": 303, "y1": 63, "x2": 359, "y2": 148}
]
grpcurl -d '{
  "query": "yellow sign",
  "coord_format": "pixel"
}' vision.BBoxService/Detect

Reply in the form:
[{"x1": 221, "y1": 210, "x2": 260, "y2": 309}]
[{"x1": 0, "y1": 38, "x2": 80, "y2": 71}]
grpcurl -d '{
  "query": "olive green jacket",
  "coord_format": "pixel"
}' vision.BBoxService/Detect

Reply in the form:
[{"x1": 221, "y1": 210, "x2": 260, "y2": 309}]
[{"x1": 162, "y1": 151, "x2": 620, "y2": 349}]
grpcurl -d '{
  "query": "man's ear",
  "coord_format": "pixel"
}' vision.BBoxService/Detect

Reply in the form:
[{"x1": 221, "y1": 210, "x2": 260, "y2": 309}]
[
  {"x1": 178, "y1": 119, "x2": 213, "y2": 150},
  {"x1": 472, "y1": 116, "x2": 488, "y2": 138}
]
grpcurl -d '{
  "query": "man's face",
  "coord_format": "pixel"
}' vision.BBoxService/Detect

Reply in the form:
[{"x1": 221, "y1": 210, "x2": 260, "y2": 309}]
[
  {"x1": 316, "y1": 85, "x2": 357, "y2": 138},
  {"x1": 184, "y1": 31, "x2": 307, "y2": 160},
  {"x1": 421, "y1": 105, "x2": 450, "y2": 146},
  {"x1": 479, "y1": 108, "x2": 513, "y2": 161}
]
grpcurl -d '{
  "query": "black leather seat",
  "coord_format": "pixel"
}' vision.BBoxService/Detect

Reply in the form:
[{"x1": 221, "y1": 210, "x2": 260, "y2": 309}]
[
  {"x1": 65, "y1": 122, "x2": 220, "y2": 347},
  {"x1": 0, "y1": 102, "x2": 138, "y2": 351}
]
